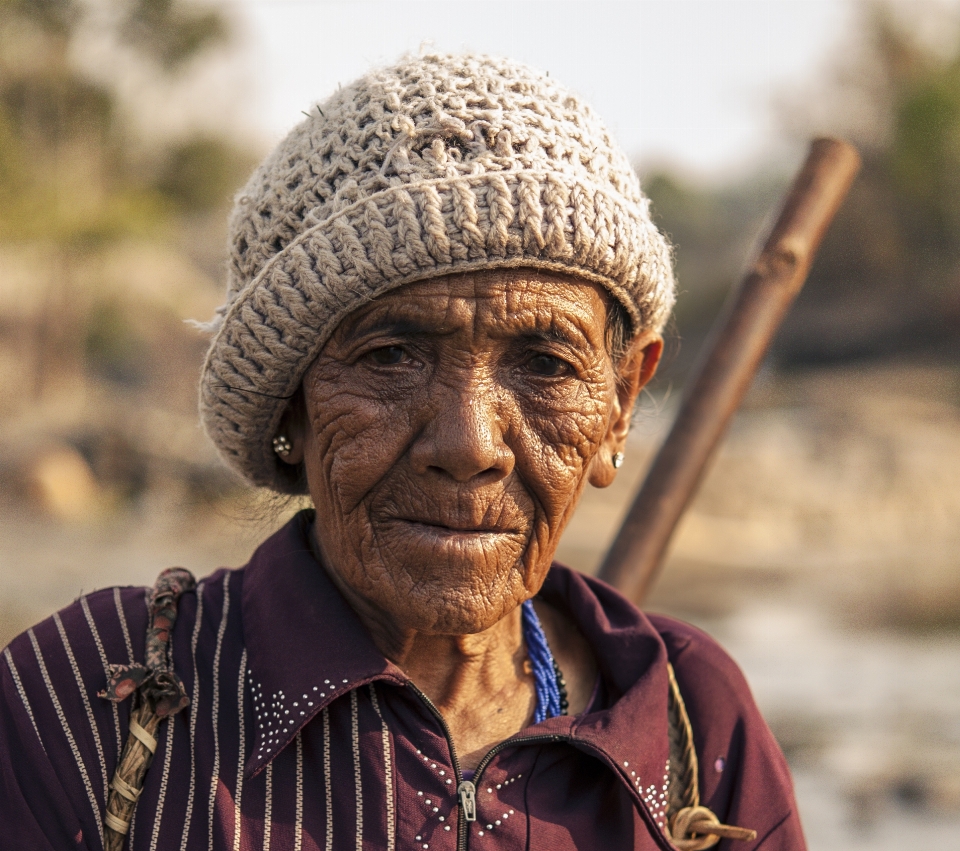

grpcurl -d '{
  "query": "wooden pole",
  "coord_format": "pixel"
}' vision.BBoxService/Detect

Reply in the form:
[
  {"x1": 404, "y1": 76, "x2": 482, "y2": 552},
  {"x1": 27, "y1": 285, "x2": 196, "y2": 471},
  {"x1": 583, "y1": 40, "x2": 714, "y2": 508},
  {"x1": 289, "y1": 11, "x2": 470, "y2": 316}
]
[{"x1": 597, "y1": 138, "x2": 861, "y2": 604}]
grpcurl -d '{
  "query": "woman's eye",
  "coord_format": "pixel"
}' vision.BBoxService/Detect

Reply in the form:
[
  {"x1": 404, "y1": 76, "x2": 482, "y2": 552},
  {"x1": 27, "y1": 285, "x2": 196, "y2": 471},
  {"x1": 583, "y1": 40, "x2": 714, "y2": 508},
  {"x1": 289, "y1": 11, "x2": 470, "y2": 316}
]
[
  {"x1": 368, "y1": 346, "x2": 407, "y2": 365},
  {"x1": 527, "y1": 354, "x2": 569, "y2": 377}
]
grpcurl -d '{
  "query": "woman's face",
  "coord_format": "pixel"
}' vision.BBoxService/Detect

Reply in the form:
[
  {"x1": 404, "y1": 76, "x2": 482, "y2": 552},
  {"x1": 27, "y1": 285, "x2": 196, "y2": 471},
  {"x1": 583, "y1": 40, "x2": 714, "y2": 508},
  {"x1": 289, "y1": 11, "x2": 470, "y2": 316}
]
[{"x1": 292, "y1": 269, "x2": 660, "y2": 636}]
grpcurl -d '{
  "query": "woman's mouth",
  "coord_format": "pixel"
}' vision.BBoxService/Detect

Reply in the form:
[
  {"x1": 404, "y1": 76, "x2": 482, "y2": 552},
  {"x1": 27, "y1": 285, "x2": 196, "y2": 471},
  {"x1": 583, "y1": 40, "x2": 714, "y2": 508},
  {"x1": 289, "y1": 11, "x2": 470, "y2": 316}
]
[{"x1": 392, "y1": 517, "x2": 519, "y2": 537}]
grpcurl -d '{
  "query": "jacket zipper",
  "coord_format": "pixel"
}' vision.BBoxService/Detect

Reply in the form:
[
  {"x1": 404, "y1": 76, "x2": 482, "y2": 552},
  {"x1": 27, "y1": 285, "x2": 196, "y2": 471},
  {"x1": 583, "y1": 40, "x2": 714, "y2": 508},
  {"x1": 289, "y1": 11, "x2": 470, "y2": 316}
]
[
  {"x1": 458, "y1": 733, "x2": 566, "y2": 848},
  {"x1": 406, "y1": 682, "x2": 567, "y2": 851},
  {"x1": 408, "y1": 685, "x2": 674, "y2": 851},
  {"x1": 407, "y1": 683, "x2": 470, "y2": 850},
  {"x1": 458, "y1": 779, "x2": 478, "y2": 822}
]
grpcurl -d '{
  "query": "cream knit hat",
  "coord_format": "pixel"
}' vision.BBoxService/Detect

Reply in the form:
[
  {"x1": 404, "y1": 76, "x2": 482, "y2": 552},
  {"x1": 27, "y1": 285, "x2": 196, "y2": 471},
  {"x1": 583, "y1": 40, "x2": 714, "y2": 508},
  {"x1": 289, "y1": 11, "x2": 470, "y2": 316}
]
[{"x1": 200, "y1": 52, "x2": 675, "y2": 493}]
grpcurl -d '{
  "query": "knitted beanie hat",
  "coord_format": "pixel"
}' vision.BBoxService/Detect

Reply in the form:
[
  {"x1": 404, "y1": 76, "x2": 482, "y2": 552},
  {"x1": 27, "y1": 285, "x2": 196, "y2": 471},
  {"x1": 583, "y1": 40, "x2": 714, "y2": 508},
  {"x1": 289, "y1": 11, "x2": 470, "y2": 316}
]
[{"x1": 200, "y1": 52, "x2": 675, "y2": 493}]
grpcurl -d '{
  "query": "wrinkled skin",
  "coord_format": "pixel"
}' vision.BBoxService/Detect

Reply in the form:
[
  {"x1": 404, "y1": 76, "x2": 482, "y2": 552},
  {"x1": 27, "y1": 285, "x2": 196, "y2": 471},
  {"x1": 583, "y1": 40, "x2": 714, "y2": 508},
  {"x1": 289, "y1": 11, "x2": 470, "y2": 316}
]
[{"x1": 284, "y1": 268, "x2": 662, "y2": 766}]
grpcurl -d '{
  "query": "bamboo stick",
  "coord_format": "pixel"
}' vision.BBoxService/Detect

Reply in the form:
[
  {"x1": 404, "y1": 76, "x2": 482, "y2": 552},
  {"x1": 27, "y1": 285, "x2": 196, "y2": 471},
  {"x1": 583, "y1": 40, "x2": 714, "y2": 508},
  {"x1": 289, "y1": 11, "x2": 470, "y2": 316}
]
[{"x1": 597, "y1": 138, "x2": 861, "y2": 604}]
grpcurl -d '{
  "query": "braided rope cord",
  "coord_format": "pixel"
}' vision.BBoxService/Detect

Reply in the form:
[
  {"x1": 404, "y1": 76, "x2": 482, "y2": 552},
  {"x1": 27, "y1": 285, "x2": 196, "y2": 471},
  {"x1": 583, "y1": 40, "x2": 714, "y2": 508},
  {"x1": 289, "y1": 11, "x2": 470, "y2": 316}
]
[
  {"x1": 665, "y1": 663, "x2": 757, "y2": 850},
  {"x1": 99, "y1": 568, "x2": 196, "y2": 850}
]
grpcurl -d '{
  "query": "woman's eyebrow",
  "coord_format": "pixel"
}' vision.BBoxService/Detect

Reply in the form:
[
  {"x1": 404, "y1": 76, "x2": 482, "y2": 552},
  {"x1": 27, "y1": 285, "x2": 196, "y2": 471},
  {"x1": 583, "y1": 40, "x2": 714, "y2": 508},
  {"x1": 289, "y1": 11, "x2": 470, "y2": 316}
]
[
  {"x1": 515, "y1": 322, "x2": 592, "y2": 348},
  {"x1": 345, "y1": 313, "x2": 595, "y2": 346},
  {"x1": 347, "y1": 317, "x2": 440, "y2": 339}
]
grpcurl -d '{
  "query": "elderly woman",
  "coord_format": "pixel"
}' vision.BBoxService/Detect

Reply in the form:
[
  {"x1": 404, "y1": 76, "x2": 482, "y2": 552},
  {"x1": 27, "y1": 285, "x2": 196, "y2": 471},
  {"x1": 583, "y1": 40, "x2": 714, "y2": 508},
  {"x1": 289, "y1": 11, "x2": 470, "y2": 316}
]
[{"x1": 1, "y1": 54, "x2": 803, "y2": 850}]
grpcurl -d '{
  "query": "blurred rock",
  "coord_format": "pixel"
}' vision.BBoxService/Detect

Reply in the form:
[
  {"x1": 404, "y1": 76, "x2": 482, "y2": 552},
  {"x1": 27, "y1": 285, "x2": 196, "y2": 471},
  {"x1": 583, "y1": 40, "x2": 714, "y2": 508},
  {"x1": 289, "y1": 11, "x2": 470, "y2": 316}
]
[{"x1": 26, "y1": 444, "x2": 101, "y2": 521}]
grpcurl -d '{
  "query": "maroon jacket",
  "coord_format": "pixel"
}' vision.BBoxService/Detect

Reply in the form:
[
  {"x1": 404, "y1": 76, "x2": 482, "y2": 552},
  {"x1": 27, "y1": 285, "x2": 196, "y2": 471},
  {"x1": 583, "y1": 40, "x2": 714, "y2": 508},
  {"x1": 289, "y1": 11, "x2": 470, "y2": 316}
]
[{"x1": 0, "y1": 511, "x2": 805, "y2": 850}]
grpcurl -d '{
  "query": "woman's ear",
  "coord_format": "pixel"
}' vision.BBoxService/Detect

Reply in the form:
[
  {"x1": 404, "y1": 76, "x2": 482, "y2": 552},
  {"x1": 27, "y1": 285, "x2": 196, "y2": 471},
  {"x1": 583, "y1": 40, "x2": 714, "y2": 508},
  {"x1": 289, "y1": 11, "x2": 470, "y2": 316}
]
[
  {"x1": 588, "y1": 332, "x2": 663, "y2": 488},
  {"x1": 275, "y1": 387, "x2": 307, "y2": 465}
]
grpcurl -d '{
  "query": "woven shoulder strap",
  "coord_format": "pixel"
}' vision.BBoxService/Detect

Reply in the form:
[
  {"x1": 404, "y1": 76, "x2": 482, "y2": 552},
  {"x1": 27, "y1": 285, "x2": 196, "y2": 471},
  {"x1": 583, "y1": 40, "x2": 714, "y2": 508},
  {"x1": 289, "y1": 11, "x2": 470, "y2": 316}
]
[
  {"x1": 98, "y1": 568, "x2": 196, "y2": 850},
  {"x1": 665, "y1": 662, "x2": 758, "y2": 850}
]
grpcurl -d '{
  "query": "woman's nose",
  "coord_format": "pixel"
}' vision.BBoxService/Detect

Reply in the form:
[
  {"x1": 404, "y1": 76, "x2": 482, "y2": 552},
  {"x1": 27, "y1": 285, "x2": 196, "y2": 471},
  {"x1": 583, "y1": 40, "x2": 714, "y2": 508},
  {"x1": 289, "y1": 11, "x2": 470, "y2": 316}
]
[{"x1": 409, "y1": 379, "x2": 515, "y2": 483}]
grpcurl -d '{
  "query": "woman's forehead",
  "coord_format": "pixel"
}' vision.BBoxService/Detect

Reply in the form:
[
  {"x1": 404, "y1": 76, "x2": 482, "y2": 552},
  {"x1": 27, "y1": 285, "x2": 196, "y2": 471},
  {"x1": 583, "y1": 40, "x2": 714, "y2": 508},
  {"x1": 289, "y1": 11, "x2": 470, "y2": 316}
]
[{"x1": 338, "y1": 271, "x2": 611, "y2": 338}]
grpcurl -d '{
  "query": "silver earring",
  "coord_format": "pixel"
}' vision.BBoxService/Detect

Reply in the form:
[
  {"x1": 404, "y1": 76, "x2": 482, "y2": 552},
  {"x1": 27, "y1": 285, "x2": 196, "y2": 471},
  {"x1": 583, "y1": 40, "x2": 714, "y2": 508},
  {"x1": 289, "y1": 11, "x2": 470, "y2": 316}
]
[
  {"x1": 272, "y1": 435, "x2": 292, "y2": 458},
  {"x1": 612, "y1": 451, "x2": 624, "y2": 469}
]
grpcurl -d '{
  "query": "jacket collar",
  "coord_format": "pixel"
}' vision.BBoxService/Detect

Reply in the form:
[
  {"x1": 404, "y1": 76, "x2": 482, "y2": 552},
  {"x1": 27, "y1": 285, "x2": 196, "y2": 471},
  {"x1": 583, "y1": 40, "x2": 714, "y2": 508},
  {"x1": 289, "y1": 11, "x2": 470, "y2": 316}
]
[
  {"x1": 241, "y1": 510, "x2": 406, "y2": 777},
  {"x1": 241, "y1": 510, "x2": 672, "y2": 832},
  {"x1": 538, "y1": 567, "x2": 673, "y2": 835}
]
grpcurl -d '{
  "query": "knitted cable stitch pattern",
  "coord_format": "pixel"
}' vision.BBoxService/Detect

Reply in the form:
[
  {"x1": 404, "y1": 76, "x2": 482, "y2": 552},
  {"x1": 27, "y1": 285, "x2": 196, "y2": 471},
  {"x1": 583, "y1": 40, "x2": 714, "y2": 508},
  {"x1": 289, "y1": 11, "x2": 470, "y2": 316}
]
[{"x1": 200, "y1": 52, "x2": 676, "y2": 492}]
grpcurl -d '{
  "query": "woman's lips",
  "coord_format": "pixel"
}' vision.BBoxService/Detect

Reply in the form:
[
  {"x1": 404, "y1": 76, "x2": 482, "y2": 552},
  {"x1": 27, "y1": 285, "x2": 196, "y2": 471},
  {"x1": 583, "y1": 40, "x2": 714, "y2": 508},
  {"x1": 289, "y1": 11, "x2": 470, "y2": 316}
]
[
  {"x1": 384, "y1": 516, "x2": 523, "y2": 541},
  {"x1": 396, "y1": 518, "x2": 516, "y2": 535}
]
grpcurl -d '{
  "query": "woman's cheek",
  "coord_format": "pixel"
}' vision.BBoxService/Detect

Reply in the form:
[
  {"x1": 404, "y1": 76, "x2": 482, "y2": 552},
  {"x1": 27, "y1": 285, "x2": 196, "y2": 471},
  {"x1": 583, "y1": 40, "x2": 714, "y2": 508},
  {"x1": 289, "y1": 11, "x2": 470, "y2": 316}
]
[
  {"x1": 307, "y1": 390, "x2": 410, "y2": 514},
  {"x1": 531, "y1": 397, "x2": 611, "y2": 470},
  {"x1": 528, "y1": 402, "x2": 612, "y2": 533}
]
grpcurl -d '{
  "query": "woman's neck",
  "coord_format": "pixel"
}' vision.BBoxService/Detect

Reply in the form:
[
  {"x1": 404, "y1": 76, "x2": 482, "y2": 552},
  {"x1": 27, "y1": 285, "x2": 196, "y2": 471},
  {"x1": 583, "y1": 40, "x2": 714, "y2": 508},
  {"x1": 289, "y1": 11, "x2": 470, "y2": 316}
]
[
  {"x1": 398, "y1": 613, "x2": 537, "y2": 769},
  {"x1": 333, "y1": 570, "x2": 539, "y2": 769}
]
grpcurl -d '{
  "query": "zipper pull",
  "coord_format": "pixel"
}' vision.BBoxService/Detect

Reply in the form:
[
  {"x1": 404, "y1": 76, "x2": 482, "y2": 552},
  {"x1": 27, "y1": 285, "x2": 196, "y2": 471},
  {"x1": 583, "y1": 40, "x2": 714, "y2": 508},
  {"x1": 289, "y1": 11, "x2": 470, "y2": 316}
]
[{"x1": 458, "y1": 780, "x2": 477, "y2": 822}]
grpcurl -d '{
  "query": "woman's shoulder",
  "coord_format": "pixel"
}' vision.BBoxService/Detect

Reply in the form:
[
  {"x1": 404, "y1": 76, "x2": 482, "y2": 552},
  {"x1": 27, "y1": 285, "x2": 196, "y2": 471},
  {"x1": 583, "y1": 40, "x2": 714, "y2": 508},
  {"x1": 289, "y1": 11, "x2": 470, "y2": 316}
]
[
  {"x1": 646, "y1": 612, "x2": 801, "y2": 843},
  {"x1": 545, "y1": 564, "x2": 756, "y2": 704},
  {"x1": 645, "y1": 612, "x2": 753, "y2": 702},
  {"x1": 5, "y1": 569, "x2": 203, "y2": 664},
  {"x1": 2, "y1": 584, "x2": 152, "y2": 698},
  {"x1": 0, "y1": 584, "x2": 157, "y2": 845},
  {"x1": 0, "y1": 567, "x2": 238, "y2": 734},
  {"x1": 545, "y1": 565, "x2": 802, "y2": 842},
  {"x1": 0, "y1": 568, "x2": 241, "y2": 847}
]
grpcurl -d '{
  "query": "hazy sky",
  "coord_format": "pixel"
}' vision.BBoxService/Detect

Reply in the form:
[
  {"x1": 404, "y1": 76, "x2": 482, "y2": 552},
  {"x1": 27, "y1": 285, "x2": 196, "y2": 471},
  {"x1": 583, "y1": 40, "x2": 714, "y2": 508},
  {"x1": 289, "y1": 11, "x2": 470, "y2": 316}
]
[{"x1": 234, "y1": 0, "x2": 856, "y2": 179}]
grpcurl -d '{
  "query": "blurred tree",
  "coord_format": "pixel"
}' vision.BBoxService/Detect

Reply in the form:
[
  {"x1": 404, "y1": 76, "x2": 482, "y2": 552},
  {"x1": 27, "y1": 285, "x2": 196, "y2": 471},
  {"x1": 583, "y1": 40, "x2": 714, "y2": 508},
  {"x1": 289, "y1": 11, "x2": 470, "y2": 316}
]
[
  {"x1": 0, "y1": 0, "x2": 252, "y2": 397},
  {"x1": 0, "y1": 0, "x2": 242, "y2": 243},
  {"x1": 647, "y1": 2, "x2": 960, "y2": 371},
  {"x1": 157, "y1": 135, "x2": 245, "y2": 213},
  {"x1": 778, "y1": 0, "x2": 960, "y2": 364},
  {"x1": 121, "y1": 0, "x2": 227, "y2": 70}
]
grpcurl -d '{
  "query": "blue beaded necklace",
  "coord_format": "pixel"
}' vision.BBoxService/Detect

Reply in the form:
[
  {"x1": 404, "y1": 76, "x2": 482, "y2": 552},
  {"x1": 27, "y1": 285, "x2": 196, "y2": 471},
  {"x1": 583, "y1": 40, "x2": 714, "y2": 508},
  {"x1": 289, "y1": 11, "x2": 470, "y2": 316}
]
[{"x1": 521, "y1": 599, "x2": 569, "y2": 723}]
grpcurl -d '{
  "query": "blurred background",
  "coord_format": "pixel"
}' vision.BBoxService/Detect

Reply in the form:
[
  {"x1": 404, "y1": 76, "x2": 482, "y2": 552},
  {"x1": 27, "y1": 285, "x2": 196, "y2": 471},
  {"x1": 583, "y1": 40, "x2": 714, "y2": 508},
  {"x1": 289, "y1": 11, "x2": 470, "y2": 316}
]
[{"x1": 1, "y1": 0, "x2": 959, "y2": 846}]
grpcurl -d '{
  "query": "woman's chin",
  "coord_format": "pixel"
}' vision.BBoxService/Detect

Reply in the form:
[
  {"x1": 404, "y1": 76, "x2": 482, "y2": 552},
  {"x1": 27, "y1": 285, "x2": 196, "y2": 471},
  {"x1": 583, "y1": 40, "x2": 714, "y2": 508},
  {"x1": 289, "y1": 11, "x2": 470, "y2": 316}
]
[
  {"x1": 370, "y1": 569, "x2": 529, "y2": 636},
  {"x1": 408, "y1": 601, "x2": 516, "y2": 636}
]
